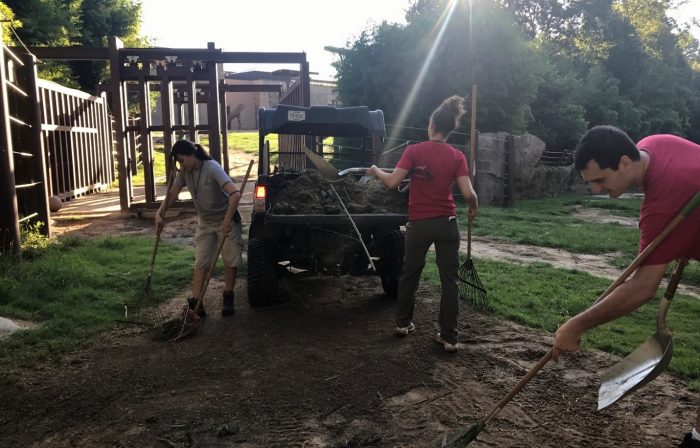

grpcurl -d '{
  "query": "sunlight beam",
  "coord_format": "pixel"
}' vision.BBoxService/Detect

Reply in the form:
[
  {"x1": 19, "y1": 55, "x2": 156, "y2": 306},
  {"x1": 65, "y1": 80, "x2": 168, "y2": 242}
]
[{"x1": 386, "y1": 0, "x2": 462, "y2": 147}]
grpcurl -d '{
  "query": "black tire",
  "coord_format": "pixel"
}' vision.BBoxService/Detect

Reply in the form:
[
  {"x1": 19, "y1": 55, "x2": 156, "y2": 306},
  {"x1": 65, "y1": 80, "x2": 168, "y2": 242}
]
[
  {"x1": 247, "y1": 237, "x2": 279, "y2": 306},
  {"x1": 378, "y1": 230, "x2": 405, "y2": 298}
]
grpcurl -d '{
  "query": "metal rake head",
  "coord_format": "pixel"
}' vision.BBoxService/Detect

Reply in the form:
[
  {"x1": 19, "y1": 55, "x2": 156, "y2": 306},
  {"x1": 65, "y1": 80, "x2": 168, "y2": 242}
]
[{"x1": 458, "y1": 258, "x2": 489, "y2": 311}]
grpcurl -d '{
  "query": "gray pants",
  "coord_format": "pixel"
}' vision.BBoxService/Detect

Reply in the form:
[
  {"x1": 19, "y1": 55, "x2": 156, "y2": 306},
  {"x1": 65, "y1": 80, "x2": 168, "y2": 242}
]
[{"x1": 396, "y1": 216, "x2": 460, "y2": 343}]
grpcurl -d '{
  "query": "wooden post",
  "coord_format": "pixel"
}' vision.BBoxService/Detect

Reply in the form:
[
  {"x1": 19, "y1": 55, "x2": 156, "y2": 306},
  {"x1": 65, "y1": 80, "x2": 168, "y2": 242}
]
[
  {"x1": 160, "y1": 77, "x2": 174, "y2": 184},
  {"x1": 206, "y1": 42, "x2": 222, "y2": 164},
  {"x1": 19, "y1": 53, "x2": 51, "y2": 236},
  {"x1": 219, "y1": 88, "x2": 229, "y2": 173},
  {"x1": 469, "y1": 84, "x2": 477, "y2": 180},
  {"x1": 137, "y1": 78, "x2": 155, "y2": 204},
  {"x1": 505, "y1": 134, "x2": 516, "y2": 207},
  {"x1": 0, "y1": 30, "x2": 21, "y2": 254},
  {"x1": 109, "y1": 36, "x2": 130, "y2": 211}
]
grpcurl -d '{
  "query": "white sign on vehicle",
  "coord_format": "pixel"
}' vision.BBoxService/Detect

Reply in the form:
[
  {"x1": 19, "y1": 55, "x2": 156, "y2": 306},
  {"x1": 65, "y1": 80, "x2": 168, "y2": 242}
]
[{"x1": 288, "y1": 110, "x2": 306, "y2": 122}]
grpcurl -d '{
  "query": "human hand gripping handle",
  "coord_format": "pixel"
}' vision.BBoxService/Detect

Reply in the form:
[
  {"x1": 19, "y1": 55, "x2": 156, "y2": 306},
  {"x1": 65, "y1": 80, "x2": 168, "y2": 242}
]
[{"x1": 553, "y1": 190, "x2": 700, "y2": 361}]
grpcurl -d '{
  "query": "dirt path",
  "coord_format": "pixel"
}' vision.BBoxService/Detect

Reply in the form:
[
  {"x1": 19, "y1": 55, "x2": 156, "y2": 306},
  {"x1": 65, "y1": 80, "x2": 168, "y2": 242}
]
[
  {"x1": 0, "y1": 272, "x2": 696, "y2": 447},
  {"x1": 464, "y1": 236, "x2": 700, "y2": 299},
  {"x1": 2, "y1": 203, "x2": 696, "y2": 447}
]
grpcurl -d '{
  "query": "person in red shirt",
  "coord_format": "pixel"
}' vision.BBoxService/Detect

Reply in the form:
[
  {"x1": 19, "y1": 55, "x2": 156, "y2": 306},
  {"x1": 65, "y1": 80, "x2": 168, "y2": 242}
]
[
  {"x1": 553, "y1": 125, "x2": 700, "y2": 448},
  {"x1": 367, "y1": 95, "x2": 478, "y2": 352}
]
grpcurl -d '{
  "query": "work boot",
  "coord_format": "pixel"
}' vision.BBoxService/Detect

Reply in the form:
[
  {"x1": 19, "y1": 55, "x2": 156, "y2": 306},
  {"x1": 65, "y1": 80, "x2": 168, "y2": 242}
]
[
  {"x1": 395, "y1": 322, "x2": 415, "y2": 337},
  {"x1": 436, "y1": 333, "x2": 460, "y2": 353},
  {"x1": 222, "y1": 291, "x2": 235, "y2": 317},
  {"x1": 679, "y1": 433, "x2": 700, "y2": 448},
  {"x1": 187, "y1": 297, "x2": 206, "y2": 319}
]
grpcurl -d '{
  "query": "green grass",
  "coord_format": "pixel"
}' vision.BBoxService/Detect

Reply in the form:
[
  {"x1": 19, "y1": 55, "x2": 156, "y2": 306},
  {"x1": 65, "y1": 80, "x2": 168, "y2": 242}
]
[
  {"x1": 0, "y1": 235, "x2": 192, "y2": 368},
  {"x1": 421, "y1": 255, "x2": 700, "y2": 390},
  {"x1": 459, "y1": 193, "x2": 700, "y2": 287},
  {"x1": 460, "y1": 194, "x2": 642, "y2": 256}
]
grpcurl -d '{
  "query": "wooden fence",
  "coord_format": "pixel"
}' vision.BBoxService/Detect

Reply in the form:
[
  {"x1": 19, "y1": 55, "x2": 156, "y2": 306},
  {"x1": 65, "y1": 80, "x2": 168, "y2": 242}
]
[
  {"x1": 39, "y1": 80, "x2": 114, "y2": 200},
  {"x1": 0, "y1": 33, "x2": 114, "y2": 255},
  {"x1": 277, "y1": 62, "x2": 311, "y2": 170}
]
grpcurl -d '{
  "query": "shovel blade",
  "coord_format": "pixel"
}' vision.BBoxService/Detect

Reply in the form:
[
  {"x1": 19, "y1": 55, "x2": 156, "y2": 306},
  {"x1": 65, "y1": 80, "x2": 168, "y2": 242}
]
[
  {"x1": 302, "y1": 146, "x2": 344, "y2": 182},
  {"x1": 597, "y1": 332, "x2": 673, "y2": 410}
]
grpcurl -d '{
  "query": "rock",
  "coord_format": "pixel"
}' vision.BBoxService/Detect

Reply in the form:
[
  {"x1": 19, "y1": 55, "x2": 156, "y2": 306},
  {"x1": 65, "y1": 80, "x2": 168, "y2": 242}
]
[{"x1": 49, "y1": 196, "x2": 63, "y2": 212}]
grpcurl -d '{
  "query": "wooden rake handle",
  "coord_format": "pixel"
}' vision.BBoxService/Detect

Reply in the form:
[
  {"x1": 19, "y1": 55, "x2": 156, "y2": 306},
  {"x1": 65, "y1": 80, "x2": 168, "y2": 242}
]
[
  {"x1": 145, "y1": 160, "x2": 177, "y2": 290},
  {"x1": 192, "y1": 160, "x2": 255, "y2": 314},
  {"x1": 467, "y1": 215, "x2": 473, "y2": 260}
]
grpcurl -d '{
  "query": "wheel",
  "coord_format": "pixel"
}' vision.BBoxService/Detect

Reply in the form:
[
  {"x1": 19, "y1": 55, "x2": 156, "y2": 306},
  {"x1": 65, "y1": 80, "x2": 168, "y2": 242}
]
[
  {"x1": 247, "y1": 237, "x2": 279, "y2": 306},
  {"x1": 378, "y1": 230, "x2": 405, "y2": 298}
]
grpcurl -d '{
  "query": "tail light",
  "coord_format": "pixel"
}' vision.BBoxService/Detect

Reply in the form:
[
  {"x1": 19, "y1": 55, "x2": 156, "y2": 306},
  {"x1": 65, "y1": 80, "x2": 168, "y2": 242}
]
[{"x1": 253, "y1": 184, "x2": 267, "y2": 213}]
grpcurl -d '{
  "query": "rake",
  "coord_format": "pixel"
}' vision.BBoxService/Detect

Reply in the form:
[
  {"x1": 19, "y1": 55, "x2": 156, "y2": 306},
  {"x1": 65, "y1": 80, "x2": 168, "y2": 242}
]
[
  {"x1": 458, "y1": 215, "x2": 488, "y2": 310},
  {"x1": 119, "y1": 162, "x2": 177, "y2": 325}
]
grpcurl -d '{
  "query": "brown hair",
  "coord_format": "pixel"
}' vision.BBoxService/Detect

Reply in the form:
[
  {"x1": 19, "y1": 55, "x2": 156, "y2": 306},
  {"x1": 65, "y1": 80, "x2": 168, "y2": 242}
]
[{"x1": 430, "y1": 95, "x2": 466, "y2": 135}]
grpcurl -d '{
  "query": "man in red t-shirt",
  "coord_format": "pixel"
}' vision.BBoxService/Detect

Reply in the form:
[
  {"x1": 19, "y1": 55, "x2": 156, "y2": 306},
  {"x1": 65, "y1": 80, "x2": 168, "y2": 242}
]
[{"x1": 553, "y1": 125, "x2": 700, "y2": 448}]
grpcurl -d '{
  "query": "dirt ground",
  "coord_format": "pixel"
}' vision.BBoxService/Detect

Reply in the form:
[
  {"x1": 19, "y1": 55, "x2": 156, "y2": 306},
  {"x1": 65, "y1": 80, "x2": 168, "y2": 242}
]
[{"x1": 1, "y1": 207, "x2": 698, "y2": 447}]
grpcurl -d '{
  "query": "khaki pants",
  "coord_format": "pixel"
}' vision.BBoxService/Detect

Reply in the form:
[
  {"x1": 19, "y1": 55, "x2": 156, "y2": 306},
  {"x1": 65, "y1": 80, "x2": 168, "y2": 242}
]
[
  {"x1": 396, "y1": 216, "x2": 460, "y2": 344},
  {"x1": 194, "y1": 218, "x2": 243, "y2": 269}
]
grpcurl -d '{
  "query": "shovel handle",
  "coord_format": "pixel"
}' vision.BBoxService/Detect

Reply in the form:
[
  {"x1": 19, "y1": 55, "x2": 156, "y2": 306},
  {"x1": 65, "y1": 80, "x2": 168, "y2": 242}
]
[
  {"x1": 483, "y1": 348, "x2": 553, "y2": 425},
  {"x1": 330, "y1": 184, "x2": 377, "y2": 272},
  {"x1": 656, "y1": 258, "x2": 688, "y2": 333},
  {"x1": 594, "y1": 191, "x2": 700, "y2": 305}
]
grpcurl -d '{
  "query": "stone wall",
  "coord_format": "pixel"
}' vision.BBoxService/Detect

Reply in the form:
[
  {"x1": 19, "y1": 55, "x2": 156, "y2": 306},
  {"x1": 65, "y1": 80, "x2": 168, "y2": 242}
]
[
  {"x1": 474, "y1": 132, "x2": 583, "y2": 205},
  {"x1": 379, "y1": 132, "x2": 585, "y2": 206}
]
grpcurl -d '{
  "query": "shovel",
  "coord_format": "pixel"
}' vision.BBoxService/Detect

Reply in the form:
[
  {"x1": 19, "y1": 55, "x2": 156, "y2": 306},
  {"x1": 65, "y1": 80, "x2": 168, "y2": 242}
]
[
  {"x1": 436, "y1": 191, "x2": 700, "y2": 447},
  {"x1": 301, "y1": 146, "x2": 392, "y2": 182},
  {"x1": 597, "y1": 258, "x2": 687, "y2": 410},
  {"x1": 302, "y1": 146, "x2": 376, "y2": 271}
]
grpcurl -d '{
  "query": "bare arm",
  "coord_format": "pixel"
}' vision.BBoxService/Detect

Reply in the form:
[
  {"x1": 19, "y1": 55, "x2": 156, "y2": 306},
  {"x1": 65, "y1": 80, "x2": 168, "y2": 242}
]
[
  {"x1": 553, "y1": 262, "x2": 668, "y2": 360},
  {"x1": 221, "y1": 181, "x2": 242, "y2": 235},
  {"x1": 367, "y1": 165, "x2": 410, "y2": 189},
  {"x1": 456, "y1": 175, "x2": 478, "y2": 218}
]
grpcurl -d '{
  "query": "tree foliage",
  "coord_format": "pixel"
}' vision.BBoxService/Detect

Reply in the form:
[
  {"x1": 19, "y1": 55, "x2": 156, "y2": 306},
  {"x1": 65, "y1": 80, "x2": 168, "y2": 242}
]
[
  {"x1": 2, "y1": 0, "x2": 146, "y2": 92},
  {"x1": 335, "y1": 0, "x2": 540, "y2": 144},
  {"x1": 334, "y1": 0, "x2": 700, "y2": 148}
]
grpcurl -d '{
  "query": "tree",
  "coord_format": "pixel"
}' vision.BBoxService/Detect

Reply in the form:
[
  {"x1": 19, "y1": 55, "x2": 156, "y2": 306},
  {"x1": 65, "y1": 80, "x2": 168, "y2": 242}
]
[
  {"x1": 3, "y1": 0, "x2": 146, "y2": 92},
  {"x1": 334, "y1": 0, "x2": 541, "y2": 140}
]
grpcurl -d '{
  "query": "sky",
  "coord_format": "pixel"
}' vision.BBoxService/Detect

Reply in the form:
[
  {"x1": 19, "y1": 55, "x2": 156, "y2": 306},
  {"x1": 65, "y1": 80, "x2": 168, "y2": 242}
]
[
  {"x1": 139, "y1": 0, "x2": 410, "y2": 80},
  {"x1": 140, "y1": 0, "x2": 700, "y2": 80}
]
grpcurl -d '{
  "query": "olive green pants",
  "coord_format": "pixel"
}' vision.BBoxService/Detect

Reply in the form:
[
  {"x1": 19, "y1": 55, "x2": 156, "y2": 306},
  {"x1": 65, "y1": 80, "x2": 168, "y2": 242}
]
[{"x1": 396, "y1": 216, "x2": 460, "y2": 344}]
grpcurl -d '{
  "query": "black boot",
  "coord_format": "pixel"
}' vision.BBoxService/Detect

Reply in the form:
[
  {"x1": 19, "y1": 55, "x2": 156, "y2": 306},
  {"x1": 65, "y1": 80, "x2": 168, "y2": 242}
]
[
  {"x1": 222, "y1": 291, "x2": 235, "y2": 317},
  {"x1": 680, "y1": 433, "x2": 700, "y2": 448},
  {"x1": 187, "y1": 297, "x2": 206, "y2": 319}
]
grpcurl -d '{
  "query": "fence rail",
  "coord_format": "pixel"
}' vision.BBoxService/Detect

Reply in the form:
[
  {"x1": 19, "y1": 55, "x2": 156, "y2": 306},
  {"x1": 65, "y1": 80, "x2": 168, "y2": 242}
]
[{"x1": 38, "y1": 79, "x2": 114, "y2": 200}]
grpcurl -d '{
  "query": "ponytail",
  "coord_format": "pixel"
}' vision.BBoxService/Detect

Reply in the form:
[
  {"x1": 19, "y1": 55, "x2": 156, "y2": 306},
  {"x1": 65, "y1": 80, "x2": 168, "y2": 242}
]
[
  {"x1": 171, "y1": 139, "x2": 212, "y2": 162},
  {"x1": 430, "y1": 95, "x2": 466, "y2": 135}
]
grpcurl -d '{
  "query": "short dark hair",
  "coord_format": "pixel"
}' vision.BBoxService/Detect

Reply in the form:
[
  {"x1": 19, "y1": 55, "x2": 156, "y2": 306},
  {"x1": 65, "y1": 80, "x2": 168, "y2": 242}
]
[
  {"x1": 171, "y1": 139, "x2": 212, "y2": 161},
  {"x1": 574, "y1": 125, "x2": 640, "y2": 170}
]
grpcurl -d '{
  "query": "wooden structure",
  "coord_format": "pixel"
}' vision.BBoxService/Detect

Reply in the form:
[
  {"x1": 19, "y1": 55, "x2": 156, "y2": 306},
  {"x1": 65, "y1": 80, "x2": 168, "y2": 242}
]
[
  {"x1": 25, "y1": 38, "x2": 311, "y2": 213},
  {"x1": 1, "y1": 34, "x2": 312, "y2": 255}
]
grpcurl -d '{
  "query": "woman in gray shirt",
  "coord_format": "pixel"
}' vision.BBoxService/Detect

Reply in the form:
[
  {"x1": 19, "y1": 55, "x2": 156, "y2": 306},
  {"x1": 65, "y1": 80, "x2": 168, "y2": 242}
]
[{"x1": 156, "y1": 140, "x2": 244, "y2": 318}]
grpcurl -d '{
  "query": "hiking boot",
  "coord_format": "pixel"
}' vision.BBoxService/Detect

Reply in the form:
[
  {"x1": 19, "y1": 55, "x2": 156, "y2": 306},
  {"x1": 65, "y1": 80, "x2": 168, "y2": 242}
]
[
  {"x1": 395, "y1": 322, "x2": 415, "y2": 337},
  {"x1": 187, "y1": 297, "x2": 206, "y2": 319},
  {"x1": 436, "y1": 333, "x2": 460, "y2": 353},
  {"x1": 222, "y1": 291, "x2": 235, "y2": 317},
  {"x1": 679, "y1": 433, "x2": 700, "y2": 448}
]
